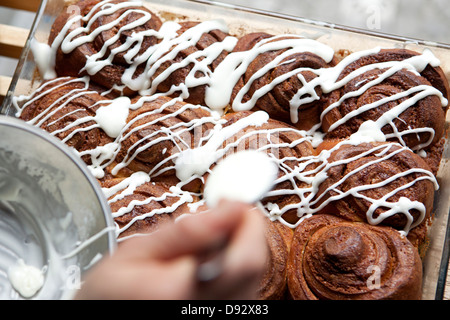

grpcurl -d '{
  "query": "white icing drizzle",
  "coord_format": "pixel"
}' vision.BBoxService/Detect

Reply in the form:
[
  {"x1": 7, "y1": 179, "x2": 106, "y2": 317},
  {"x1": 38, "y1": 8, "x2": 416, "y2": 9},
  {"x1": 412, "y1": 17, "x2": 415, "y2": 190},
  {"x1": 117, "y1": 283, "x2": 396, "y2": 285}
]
[
  {"x1": 205, "y1": 35, "x2": 335, "y2": 117},
  {"x1": 174, "y1": 110, "x2": 270, "y2": 181},
  {"x1": 94, "y1": 97, "x2": 131, "y2": 138},
  {"x1": 101, "y1": 172, "x2": 195, "y2": 238},
  {"x1": 14, "y1": 0, "x2": 448, "y2": 237},
  {"x1": 8, "y1": 259, "x2": 45, "y2": 299},
  {"x1": 29, "y1": 0, "x2": 448, "y2": 138}
]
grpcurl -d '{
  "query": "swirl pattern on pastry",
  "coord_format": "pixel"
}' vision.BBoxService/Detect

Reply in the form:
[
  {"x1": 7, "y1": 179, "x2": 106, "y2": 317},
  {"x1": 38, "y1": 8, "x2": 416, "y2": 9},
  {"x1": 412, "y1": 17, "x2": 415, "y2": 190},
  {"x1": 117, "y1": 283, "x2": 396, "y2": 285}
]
[
  {"x1": 229, "y1": 32, "x2": 337, "y2": 130},
  {"x1": 333, "y1": 48, "x2": 450, "y2": 102},
  {"x1": 219, "y1": 111, "x2": 317, "y2": 224},
  {"x1": 49, "y1": 0, "x2": 237, "y2": 102},
  {"x1": 258, "y1": 219, "x2": 293, "y2": 300},
  {"x1": 287, "y1": 214, "x2": 423, "y2": 300},
  {"x1": 49, "y1": 0, "x2": 163, "y2": 96},
  {"x1": 312, "y1": 141, "x2": 436, "y2": 234},
  {"x1": 172, "y1": 110, "x2": 317, "y2": 224},
  {"x1": 16, "y1": 77, "x2": 115, "y2": 165},
  {"x1": 145, "y1": 20, "x2": 231, "y2": 106},
  {"x1": 101, "y1": 172, "x2": 199, "y2": 238},
  {"x1": 111, "y1": 95, "x2": 218, "y2": 188},
  {"x1": 321, "y1": 49, "x2": 448, "y2": 152}
]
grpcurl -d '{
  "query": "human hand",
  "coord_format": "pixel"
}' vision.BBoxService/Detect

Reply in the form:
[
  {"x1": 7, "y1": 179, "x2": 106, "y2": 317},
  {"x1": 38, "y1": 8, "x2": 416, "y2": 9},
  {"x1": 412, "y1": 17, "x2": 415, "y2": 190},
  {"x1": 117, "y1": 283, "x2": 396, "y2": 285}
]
[{"x1": 74, "y1": 201, "x2": 268, "y2": 300}]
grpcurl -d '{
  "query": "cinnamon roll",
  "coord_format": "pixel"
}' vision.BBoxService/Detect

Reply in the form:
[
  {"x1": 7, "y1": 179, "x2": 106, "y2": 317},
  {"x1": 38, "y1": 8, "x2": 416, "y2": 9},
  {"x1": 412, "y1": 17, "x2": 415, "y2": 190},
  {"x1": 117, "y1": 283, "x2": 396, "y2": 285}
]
[
  {"x1": 111, "y1": 95, "x2": 217, "y2": 191},
  {"x1": 194, "y1": 110, "x2": 318, "y2": 225},
  {"x1": 313, "y1": 140, "x2": 437, "y2": 236},
  {"x1": 229, "y1": 32, "x2": 337, "y2": 130},
  {"x1": 17, "y1": 77, "x2": 115, "y2": 166},
  {"x1": 49, "y1": 0, "x2": 163, "y2": 96},
  {"x1": 421, "y1": 137, "x2": 446, "y2": 176},
  {"x1": 321, "y1": 48, "x2": 448, "y2": 154},
  {"x1": 146, "y1": 20, "x2": 231, "y2": 106},
  {"x1": 101, "y1": 172, "x2": 200, "y2": 238},
  {"x1": 334, "y1": 48, "x2": 450, "y2": 101},
  {"x1": 287, "y1": 214, "x2": 423, "y2": 300},
  {"x1": 258, "y1": 219, "x2": 293, "y2": 300}
]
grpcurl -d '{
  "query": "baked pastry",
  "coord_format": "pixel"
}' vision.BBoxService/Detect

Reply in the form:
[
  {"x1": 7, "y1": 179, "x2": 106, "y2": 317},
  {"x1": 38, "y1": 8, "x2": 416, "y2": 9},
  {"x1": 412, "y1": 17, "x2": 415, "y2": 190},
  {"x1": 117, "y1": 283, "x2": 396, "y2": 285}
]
[
  {"x1": 312, "y1": 140, "x2": 436, "y2": 236},
  {"x1": 258, "y1": 219, "x2": 293, "y2": 300},
  {"x1": 200, "y1": 110, "x2": 317, "y2": 225},
  {"x1": 145, "y1": 20, "x2": 231, "y2": 106},
  {"x1": 287, "y1": 214, "x2": 423, "y2": 300},
  {"x1": 12, "y1": 0, "x2": 450, "y2": 300},
  {"x1": 49, "y1": 0, "x2": 233, "y2": 104},
  {"x1": 101, "y1": 173, "x2": 200, "y2": 238},
  {"x1": 49, "y1": 0, "x2": 163, "y2": 96},
  {"x1": 17, "y1": 77, "x2": 115, "y2": 166},
  {"x1": 230, "y1": 32, "x2": 337, "y2": 130},
  {"x1": 110, "y1": 95, "x2": 218, "y2": 191},
  {"x1": 328, "y1": 48, "x2": 450, "y2": 102},
  {"x1": 320, "y1": 48, "x2": 449, "y2": 171}
]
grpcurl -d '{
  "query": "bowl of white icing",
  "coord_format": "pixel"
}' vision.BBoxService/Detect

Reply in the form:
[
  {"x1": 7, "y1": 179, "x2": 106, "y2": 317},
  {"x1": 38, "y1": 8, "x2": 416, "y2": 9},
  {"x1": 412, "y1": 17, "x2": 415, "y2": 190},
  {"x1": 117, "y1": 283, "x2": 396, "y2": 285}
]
[{"x1": 0, "y1": 116, "x2": 116, "y2": 300}]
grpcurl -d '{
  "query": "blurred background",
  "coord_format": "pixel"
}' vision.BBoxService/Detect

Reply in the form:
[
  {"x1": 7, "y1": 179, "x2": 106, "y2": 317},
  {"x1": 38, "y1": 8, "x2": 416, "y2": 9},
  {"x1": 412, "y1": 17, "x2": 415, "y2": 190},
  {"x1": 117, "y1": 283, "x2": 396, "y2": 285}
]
[
  {"x1": 0, "y1": 0, "x2": 449, "y2": 78},
  {"x1": 213, "y1": 0, "x2": 450, "y2": 44}
]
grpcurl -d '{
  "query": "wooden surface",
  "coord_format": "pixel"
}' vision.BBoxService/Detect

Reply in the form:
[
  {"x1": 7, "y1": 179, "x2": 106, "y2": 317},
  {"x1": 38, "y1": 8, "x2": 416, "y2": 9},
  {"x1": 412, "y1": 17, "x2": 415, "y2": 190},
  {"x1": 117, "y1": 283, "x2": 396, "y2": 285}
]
[
  {"x1": 1, "y1": 0, "x2": 450, "y2": 300},
  {"x1": 0, "y1": 0, "x2": 38, "y2": 103},
  {"x1": 0, "y1": 22, "x2": 27, "y2": 101}
]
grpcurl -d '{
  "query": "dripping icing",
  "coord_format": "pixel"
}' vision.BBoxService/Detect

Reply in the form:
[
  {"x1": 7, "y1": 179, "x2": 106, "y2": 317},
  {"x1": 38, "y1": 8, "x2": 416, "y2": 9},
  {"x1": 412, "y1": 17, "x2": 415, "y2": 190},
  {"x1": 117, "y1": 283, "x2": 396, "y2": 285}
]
[{"x1": 16, "y1": 0, "x2": 448, "y2": 237}]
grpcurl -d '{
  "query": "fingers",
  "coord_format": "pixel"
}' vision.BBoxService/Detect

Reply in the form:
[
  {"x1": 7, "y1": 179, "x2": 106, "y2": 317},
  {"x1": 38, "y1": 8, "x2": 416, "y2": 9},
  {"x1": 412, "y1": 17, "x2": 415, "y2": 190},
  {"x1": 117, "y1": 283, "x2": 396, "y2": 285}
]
[
  {"x1": 226, "y1": 205, "x2": 268, "y2": 274},
  {"x1": 119, "y1": 201, "x2": 255, "y2": 261},
  {"x1": 195, "y1": 205, "x2": 268, "y2": 299},
  {"x1": 133, "y1": 256, "x2": 198, "y2": 300},
  {"x1": 74, "y1": 252, "x2": 198, "y2": 300},
  {"x1": 87, "y1": 200, "x2": 269, "y2": 300}
]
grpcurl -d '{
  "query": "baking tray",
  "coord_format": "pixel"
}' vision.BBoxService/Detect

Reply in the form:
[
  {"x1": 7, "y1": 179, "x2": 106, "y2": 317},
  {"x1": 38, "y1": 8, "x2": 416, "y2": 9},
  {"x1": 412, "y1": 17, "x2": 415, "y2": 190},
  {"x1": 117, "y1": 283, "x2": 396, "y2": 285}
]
[{"x1": 1, "y1": 0, "x2": 450, "y2": 300}]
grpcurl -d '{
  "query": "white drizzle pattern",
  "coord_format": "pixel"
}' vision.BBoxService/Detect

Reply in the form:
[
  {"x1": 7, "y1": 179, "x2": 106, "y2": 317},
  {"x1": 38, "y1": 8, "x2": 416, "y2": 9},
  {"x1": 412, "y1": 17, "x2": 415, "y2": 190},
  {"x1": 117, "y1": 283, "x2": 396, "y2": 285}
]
[{"x1": 14, "y1": 0, "x2": 448, "y2": 238}]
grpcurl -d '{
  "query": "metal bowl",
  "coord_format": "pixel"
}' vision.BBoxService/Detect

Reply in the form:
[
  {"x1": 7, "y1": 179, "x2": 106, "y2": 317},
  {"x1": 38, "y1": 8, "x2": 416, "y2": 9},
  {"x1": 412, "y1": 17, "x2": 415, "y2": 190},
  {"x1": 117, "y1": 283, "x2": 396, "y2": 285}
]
[{"x1": 0, "y1": 116, "x2": 116, "y2": 300}]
